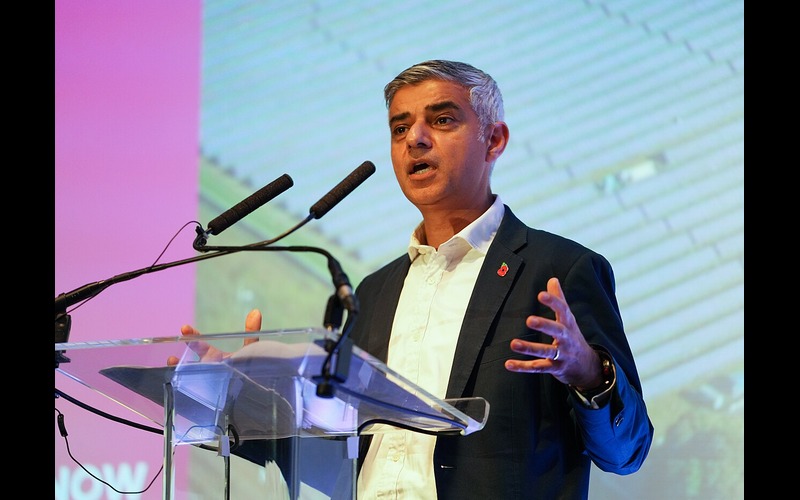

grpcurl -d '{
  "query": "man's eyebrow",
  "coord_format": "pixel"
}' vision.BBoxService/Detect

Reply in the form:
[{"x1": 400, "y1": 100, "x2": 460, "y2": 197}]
[
  {"x1": 388, "y1": 101, "x2": 462, "y2": 126},
  {"x1": 389, "y1": 111, "x2": 410, "y2": 127},
  {"x1": 427, "y1": 100, "x2": 460, "y2": 113}
]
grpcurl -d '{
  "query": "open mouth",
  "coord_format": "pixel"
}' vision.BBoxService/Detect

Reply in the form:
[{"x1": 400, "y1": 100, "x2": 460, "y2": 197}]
[{"x1": 412, "y1": 162, "x2": 431, "y2": 174}]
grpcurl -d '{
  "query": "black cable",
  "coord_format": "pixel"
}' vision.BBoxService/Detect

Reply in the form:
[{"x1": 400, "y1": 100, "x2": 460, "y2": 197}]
[
  {"x1": 55, "y1": 407, "x2": 164, "y2": 495},
  {"x1": 55, "y1": 388, "x2": 163, "y2": 435},
  {"x1": 55, "y1": 387, "x2": 244, "y2": 450},
  {"x1": 357, "y1": 418, "x2": 464, "y2": 437},
  {"x1": 55, "y1": 395, "x2": 242, "y2": 495},
  {"x1": 330, "y1": 383, "x2": 468, "y2": 432}
]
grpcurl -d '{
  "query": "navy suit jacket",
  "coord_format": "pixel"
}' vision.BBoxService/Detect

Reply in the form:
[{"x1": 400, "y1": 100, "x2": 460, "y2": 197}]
[{"x1": 348, "y1": 206, "x2": 654, "y2": 499}]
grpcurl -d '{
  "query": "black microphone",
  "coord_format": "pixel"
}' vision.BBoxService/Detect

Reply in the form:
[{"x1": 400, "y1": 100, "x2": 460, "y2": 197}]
[
  {"x1": 309, "y1": 161, "x2": 375, "y2": 219},
  {"x1": 205, "y1": 173, "x2": 294, "y2": 237},
  {"x1": 327, "y1": 253, "x2": 359, "y2": 315},
  {"x1": 322, "y1": 293, "x2": 344, "y2": 331}
]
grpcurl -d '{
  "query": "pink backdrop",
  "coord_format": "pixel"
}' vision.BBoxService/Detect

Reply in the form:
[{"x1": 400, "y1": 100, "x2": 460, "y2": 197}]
[{"x1": 55, "y1": 1, "x2": 201, "y2": 498}]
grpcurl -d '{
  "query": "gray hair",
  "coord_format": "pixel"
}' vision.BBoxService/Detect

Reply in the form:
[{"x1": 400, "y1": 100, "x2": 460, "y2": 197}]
[{"x1": 384, "y1": 60, "x2": 505, "y2": 143}]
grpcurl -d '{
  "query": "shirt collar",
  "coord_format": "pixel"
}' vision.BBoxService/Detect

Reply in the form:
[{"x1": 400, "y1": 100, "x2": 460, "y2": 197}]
[{"x1": 407, "y1": 195, "x2": 505, "y2": 260}]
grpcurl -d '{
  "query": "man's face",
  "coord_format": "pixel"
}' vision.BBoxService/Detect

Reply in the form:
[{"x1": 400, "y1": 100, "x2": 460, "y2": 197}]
[{"x1": 388, "y1": 79, "x2": 492, "y2": 213}]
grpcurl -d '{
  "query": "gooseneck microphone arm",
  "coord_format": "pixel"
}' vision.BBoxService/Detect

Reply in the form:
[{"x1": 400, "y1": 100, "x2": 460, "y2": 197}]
[
  {"x1": 56, "y1": 161, "x2": 376, "y2": 391},
  {"x1": 55, "y1": 249, "x2": 236, "y2": 317},
  {"x1": 58, "y1": 172, "x2": 298, "y2": 318},
  {"x1": 57, "y1": 162, "x2": 374, "y2": 317},
  {"x1": 197, "y1": 243, "x2": 359, "y2": 314}
]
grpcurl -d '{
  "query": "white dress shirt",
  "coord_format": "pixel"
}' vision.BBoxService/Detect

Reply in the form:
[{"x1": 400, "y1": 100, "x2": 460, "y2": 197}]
[{"x1": 357, "y1": 196, "x2": 504, "y2": 499}]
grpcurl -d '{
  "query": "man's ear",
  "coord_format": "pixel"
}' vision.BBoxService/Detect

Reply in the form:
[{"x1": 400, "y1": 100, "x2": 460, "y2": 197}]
[{"x1": 485, "y1": 121, "x2": 510, "y2": 162}]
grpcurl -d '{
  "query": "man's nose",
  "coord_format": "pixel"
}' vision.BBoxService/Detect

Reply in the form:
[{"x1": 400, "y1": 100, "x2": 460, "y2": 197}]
[{"x1": 406, "y1": 121, "x2": 431, "y2": 147}]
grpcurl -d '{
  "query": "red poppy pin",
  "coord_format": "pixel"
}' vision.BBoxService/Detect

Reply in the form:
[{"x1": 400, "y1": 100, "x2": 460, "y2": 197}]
[{"x1": 497, "y1": 262, "x2": 509, "y2": 277}]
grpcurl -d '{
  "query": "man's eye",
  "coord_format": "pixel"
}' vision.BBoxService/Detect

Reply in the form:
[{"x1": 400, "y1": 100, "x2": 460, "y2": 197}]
[
  {"x1": 393, "y1": 126, "x2": 408, "y2": 135},
  {"x1": 435, "y1": 117, "x2": 453, "y2": 125}
]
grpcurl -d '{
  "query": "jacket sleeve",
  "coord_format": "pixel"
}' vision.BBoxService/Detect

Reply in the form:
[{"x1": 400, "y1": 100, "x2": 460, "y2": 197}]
[
  {"x1": 560, "y1": 250, "x2": 654, "y2": 474},
  {"x1": 571, "y1": 355, "x2": 654, "y2": 474}
]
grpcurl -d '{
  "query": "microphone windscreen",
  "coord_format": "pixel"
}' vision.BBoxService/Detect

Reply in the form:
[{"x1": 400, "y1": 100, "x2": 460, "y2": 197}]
[
  {"x1": 208, "y1": 173, "x2": 294, "y2": 235},
  {"x1": 309, "y1": 161, "x2": 376, "y2": 219}
]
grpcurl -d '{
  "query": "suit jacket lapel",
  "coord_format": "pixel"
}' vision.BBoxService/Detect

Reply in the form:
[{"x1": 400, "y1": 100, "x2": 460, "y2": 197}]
[{"x1": 445, "y1": 207, "x2": 528, "y2": 399}]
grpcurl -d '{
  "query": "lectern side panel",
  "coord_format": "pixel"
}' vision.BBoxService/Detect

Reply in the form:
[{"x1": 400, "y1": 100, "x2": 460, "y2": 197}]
[{"x1": 230, "y1": 436, "x2": 356, "y2": 500}]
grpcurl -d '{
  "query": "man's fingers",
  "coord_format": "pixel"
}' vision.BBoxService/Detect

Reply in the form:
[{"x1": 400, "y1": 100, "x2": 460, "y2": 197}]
[
  {"x1": 244, "y1": 308, "x2": 262, "y2": 345},
  {"x1": 541, "y1": 278, "x2": 565, "y2": 308},
  {"x1": 180, "y1": 324, "x2": 200, "y2": 336},
  {"x1": 547, "y1": 277, "x2": 563, "y2": 297},
  {"x1": 173, "y1": 309, "x2": 263, "y2": 363},
  {"x1": 245, "y1": 308, "x2": 262, "y2": 331}
]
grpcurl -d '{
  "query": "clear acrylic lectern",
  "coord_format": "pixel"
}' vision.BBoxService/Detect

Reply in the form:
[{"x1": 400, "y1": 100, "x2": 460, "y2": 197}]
[{"x1": 55, "y1": 328, "x2": 489, "y2": 499}]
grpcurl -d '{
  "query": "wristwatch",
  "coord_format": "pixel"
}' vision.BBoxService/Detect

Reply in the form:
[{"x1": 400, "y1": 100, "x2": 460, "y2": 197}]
[{"x1": 569, "y1": 348, "x2": 616, "y2": 410}]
